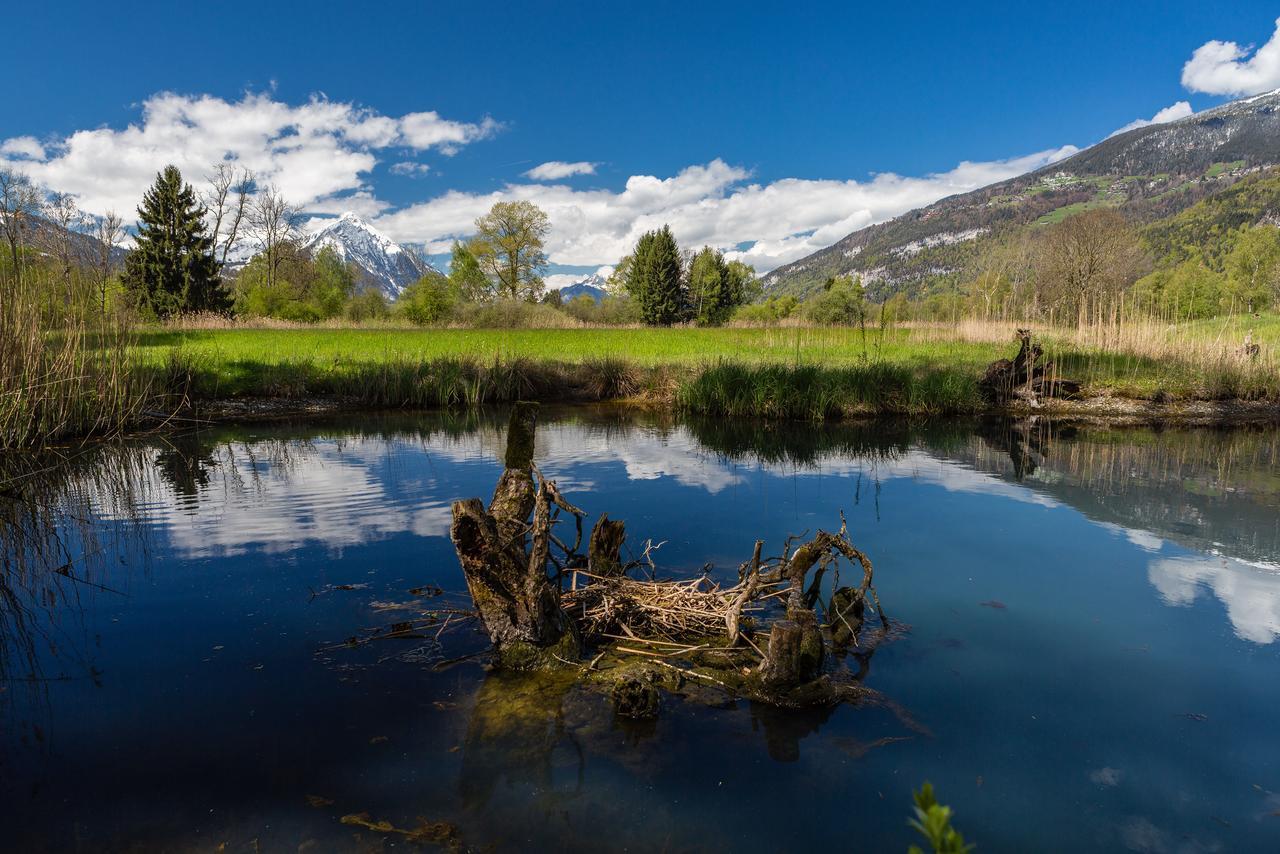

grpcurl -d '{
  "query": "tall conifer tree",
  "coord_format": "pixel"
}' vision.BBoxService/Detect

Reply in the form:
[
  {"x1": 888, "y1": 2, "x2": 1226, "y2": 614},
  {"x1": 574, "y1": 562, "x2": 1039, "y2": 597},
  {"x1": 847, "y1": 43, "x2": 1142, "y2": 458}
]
[
  {"x1": 124, "y1": 165, "x2": 222, "y2": 316},
  {"x1": 625, "y1": 225, "x2": 686, "y2": 325}
]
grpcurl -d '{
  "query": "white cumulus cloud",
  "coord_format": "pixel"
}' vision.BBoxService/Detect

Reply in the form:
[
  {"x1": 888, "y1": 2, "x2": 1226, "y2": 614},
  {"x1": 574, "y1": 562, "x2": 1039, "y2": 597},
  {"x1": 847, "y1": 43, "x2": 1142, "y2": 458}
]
[
  {"x1": 1109, "y1": 101, "x2": 1194, "y2": 137},
  {"x1": 399, "y1": 111, "x2": 500, "y2": 154},
  {"x1": 0, "y1": 136, "x2": 45, "y2": 160},
  {"x1": 1182, "y1": 17, "x2": 1280, "y2": 96},
  {"x1": 390, "y1": 161, "x2": 432, "y2": 177},
  {"x1": 4, "y1": 90, "x2": 1079, "y2": 274},
  {"x1": 373, "y1": 147, "x2": 1076, "y2": 273},
  {"x1": 544, "y1": 273, "x2": 586, "y2": 291},
  {"x1": 0, "y1": 92, "x2": 499, "y2": 217},
  {"x1": 525, "y1": 160, "x2": 598, "y2": 180}
]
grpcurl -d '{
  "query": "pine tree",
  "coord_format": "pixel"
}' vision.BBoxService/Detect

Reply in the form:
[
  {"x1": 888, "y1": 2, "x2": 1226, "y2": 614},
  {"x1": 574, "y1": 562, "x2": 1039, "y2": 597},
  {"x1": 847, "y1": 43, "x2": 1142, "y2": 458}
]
[
  {"x1": 625, "y1": 225, "x2": 687, "y2": 325},
  {"x1": 124, "y1": 165, "x2": 223, "y2": 317}
]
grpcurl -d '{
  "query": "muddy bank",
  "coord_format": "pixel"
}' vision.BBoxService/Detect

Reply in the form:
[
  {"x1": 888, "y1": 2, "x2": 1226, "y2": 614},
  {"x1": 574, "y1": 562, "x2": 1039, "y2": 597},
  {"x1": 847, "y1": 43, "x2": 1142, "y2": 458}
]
[{"x1": 182, "y1": 391, "x2": 1280, "y2": 429}]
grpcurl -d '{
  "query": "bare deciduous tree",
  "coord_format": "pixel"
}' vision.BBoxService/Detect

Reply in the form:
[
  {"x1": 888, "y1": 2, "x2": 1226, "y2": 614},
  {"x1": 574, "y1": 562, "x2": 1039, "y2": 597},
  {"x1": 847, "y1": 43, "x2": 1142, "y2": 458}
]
[
  {"x1": 92, "y1": 211, "x2": 125, "y2": 315},
  {"x1": 249, "y1": 185, "x2": 300, "y2": 291},
  {"x1": 205, "y1": 163, "x2": 255, "y2": 267},
  {"x1": 1033, "y1": 209, "x2": 1146, "y2": 327},
  {"x1": 40, "y1": 192, "x2": 88, "y2": 307},
  {"x1": 0, "y1": 167, "x2": 42, "y2": 294}
]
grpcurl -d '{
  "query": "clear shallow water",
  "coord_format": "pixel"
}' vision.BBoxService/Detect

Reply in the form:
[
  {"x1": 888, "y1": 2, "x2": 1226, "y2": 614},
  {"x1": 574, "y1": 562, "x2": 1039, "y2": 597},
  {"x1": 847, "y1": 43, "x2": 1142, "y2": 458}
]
[{"x1": 1, "y1": 410, "x2": 1279, "y2": 852}]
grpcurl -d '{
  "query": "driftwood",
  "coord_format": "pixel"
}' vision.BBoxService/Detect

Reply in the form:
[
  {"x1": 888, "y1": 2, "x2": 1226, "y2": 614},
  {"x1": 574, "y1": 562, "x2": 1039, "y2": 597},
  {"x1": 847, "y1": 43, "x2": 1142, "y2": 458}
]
[
  {"x1": 447, "y1": 401, "x2": 893, "y2": 709},
  {"x1": 979, "y1": 328, "x2": 1081, "y2": 406}
]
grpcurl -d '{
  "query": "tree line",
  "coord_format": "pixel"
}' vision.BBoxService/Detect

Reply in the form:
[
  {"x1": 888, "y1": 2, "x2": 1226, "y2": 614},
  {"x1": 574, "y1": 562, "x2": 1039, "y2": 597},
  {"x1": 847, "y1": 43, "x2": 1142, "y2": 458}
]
[
  {"x1": 10, "y1": 157, "x2": 1276, "y2": 330},
  {"x1": 886, "y1": 206, "x2": 1280, "y2": 326}
]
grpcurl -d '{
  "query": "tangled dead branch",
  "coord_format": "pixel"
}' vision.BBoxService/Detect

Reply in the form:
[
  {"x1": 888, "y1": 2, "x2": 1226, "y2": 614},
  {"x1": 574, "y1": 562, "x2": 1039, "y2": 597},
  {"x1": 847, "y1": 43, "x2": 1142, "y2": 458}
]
[
  {"x1": 448, "y1": 401, "x2": 893, "y2": 709},
  {"x1": 564, "y1": 569, "x2": 780, "y2": 642}
]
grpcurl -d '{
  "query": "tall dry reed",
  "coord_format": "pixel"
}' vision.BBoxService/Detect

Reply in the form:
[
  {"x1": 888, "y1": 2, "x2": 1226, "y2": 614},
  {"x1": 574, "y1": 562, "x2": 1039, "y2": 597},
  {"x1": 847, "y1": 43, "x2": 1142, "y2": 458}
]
[{"x1": 0, "y1": 284, "x2": 153, "y2": 449}]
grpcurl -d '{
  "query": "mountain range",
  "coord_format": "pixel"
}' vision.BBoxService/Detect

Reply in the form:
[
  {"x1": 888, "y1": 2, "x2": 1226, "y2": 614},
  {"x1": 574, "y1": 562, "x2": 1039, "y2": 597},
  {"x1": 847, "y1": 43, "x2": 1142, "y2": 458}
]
[
  {"x1": 301, "y1": 212, "x2": 437, "y2": 298},
  {"x1": 763, "y1": 89, "x2": 1280, "y2": 299},
  {"x1": 557, "y1": 274, "x2": 607, "y2": 303}
]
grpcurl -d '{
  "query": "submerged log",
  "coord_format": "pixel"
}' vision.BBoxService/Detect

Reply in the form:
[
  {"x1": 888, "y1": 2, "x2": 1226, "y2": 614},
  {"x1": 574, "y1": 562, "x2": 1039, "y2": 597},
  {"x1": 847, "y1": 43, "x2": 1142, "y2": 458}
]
[{"x1": 450, "y1": 403, "x2": 579, "y2": 669}]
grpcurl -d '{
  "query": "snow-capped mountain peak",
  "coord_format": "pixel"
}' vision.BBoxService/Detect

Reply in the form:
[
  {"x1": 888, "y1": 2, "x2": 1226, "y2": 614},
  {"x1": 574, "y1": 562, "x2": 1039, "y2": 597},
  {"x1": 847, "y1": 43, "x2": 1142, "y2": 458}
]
[
  {"x1": 558, "y1": 274, "x2": 608, "y2": 303},
  {"x1": 302, "y1": 212, "x2": 434, "y2": 298}
]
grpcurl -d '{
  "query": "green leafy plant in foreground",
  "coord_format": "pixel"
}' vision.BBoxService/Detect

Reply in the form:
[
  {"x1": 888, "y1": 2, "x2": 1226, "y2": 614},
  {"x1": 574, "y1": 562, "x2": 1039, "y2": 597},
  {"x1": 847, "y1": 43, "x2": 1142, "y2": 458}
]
[{"x1": 908, "y1": 782, "x2": 974, "y2": 854}]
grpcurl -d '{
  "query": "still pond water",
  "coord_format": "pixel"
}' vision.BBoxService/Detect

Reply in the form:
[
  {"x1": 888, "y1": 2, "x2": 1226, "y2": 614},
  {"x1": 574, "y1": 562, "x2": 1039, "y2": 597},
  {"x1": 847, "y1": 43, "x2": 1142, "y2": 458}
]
[{"x1": 1, "y1": 409, "x2": 1279, "y2": 852}]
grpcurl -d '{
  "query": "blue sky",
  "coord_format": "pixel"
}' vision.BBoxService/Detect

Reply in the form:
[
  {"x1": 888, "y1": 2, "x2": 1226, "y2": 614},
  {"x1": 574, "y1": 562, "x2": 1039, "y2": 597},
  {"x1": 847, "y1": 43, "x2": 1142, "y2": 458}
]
[{"x1": 5, "y1": 1, "x2": 1280, "y2": 280}]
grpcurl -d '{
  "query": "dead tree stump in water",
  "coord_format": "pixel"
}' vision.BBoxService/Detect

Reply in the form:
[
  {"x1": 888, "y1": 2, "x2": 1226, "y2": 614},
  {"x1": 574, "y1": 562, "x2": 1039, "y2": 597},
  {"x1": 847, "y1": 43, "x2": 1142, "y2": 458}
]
[
  {"x1": 755, "y1": 524, "x2": 885, "y2": 694},
  {"x1": 587, "y1": 515, "x2": 626, "y2": 576},
  {"x1": 442, "y1": 404, "x2": 893, "y2": 706},
  {"x1": 449, "y1": 402, "x2": 579, "y2": 669},
  {"x1": 759, "y1": 611, "x2": 824, "y2": 688}
]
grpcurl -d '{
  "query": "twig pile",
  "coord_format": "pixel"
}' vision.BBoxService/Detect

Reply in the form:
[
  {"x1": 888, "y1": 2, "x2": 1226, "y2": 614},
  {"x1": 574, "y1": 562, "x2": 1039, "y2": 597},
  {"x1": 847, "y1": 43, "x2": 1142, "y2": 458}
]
[{"x1": 563, "y1": 571, "x2": 783, "y2": 642}]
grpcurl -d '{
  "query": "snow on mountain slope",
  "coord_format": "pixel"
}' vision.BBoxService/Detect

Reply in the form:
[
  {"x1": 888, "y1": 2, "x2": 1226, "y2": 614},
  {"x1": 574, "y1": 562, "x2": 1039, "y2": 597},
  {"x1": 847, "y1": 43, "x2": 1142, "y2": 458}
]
[
  {"x1": 302, "y1": 212, "x2": 436, "y2": 298},
  {"x1": 558, "y1": 274, "x2": 607, "y2": 303}
]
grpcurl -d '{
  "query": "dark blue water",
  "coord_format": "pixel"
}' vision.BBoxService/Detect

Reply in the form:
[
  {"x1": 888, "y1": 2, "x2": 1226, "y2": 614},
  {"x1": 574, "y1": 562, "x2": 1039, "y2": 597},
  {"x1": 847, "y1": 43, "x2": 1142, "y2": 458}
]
[{"x1": 2, "y1": 411, "x2": 1278, "y2": 852}]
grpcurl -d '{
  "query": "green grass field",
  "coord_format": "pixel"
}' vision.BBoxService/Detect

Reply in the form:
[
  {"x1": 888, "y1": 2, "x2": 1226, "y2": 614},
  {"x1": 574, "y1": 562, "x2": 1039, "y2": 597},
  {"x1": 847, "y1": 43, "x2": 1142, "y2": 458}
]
[
  {"x1": 134, "y1": 326, "x2": 1004, "y2": 370},
  {"x1": 126, "y1": 317, "x2": 1280, "y2": 419}
]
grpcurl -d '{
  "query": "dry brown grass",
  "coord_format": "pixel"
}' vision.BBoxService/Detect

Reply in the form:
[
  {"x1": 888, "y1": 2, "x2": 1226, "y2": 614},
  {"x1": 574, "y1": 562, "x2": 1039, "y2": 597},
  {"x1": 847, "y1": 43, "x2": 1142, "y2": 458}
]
[{"x1": 0, "y1": 287, "x2": 152, "y2": 449}]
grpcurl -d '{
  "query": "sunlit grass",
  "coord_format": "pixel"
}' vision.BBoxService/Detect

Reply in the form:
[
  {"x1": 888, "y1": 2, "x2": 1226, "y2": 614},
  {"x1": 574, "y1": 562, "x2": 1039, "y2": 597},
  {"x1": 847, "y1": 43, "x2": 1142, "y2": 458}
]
[{"x1": 116, "y1": 316, "x2": 1280, "y2": 418}]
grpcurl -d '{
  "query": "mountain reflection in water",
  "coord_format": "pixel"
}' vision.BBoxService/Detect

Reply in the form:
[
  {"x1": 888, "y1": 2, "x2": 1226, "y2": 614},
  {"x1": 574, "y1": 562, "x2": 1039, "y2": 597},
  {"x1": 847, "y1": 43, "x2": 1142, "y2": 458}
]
[{"x1": 1, "y1": 409, "x2": 1278, "y2": 852}]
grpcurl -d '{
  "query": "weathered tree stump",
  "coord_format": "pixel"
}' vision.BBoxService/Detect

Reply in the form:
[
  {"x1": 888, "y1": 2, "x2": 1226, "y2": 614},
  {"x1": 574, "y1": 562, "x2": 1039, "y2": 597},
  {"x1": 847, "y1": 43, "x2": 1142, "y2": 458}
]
[
  {"x1": 587, "y1": 514, "x2": 626, "y2": 576},
  {"x1": 450, "y1": 403, "x2": 579, "y2": 669},
  {"x1": 759, "y1": 610, "x2": 824, "y2": 688},
  {"x1": 979, "y1": 329, "x2": 1081, "y2": 406}
]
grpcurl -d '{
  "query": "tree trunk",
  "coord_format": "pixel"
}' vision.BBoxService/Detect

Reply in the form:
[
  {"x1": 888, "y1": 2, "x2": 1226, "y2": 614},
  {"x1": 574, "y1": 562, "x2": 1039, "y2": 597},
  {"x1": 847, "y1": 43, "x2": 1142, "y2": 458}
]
[
  {"x1": 449, "y1": 402, "x2": 578, "y2": 668},
  {"x1": 587, "y1": 515, "x2": 626, "y2": 576}
]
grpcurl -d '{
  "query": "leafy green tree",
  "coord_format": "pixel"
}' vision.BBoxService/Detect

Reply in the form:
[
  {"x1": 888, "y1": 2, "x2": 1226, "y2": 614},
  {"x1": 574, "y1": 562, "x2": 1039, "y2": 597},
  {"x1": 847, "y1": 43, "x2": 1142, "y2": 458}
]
[
  {"x1": 345, "y1": 288, "x2": 390, "y2": 322},
  {"x1": 397, "y1": 271, "x2": 459, "y2": 325},
  {"x1": 732, "y1": 294, "x2": 798, "y2": 324},
  {"x1": 1223, "y1": 225, "x2": 1280, "y2": 313},
  {"x1": 727, "y1": 259, "x2": 762, "y2": 304},
  {"x1": 471, "y1": 201, "x2": 550, "y2": 301},
  {"x1": 881, "y1": 292, "x2": 910, "y2": 325},
  {"x1": 232, "y1": 242, "x2": 315, "y2": 321},
  {"x1": 1132, "y1": 260, "x2": 1225, "y2": 320},
  {"x1": 541, "y1": 288, "x2": 563, "y2": 308},
  {"x1": 449, "y1": 240, "x2": 493, "y2": 302},
  {"x1": 605, "y1": 254, "x2": 632, "y2": 295},
  {"x1": 687, "y1": 247, "x2": 756, "y2": 325},
  {"x1": 311, "y1": 246, "x2": 358, "y2": 318},
  {"x1": 625, "y1": 226, "x2": 687, "y2": 325},
  {"x1": 0, "y1": 167, "x2": 42, "y2": 292},
  {"x1": 802, "y1": 275, "x2": 867, "y2": 325},
  {"x1": 124, "y1": 165, "x2": 223, "y2": 316}
]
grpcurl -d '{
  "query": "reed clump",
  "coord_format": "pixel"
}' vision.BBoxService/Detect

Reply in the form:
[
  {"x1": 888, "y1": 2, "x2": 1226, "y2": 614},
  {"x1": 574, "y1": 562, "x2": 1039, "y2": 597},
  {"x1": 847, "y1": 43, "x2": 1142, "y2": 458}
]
[
  {"x1": 675, "y1": 360, "x2": 984, "y2": 419},
  {"x1": 0, "y1": 288, "x2": 154, "y2": 449}
]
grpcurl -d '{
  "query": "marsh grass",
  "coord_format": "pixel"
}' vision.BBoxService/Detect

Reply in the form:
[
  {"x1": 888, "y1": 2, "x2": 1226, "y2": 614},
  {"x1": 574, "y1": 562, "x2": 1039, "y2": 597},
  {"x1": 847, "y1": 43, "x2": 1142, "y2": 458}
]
[
  {"x1": 0, "y1": 288, "x2": 155, "y2": 449},
  {"x1": 676, "y1": 360, "x2": 982, "y2": 418},
  {"x1": 50, "y1": 314, "x2": 1279, "y2": 435}
]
